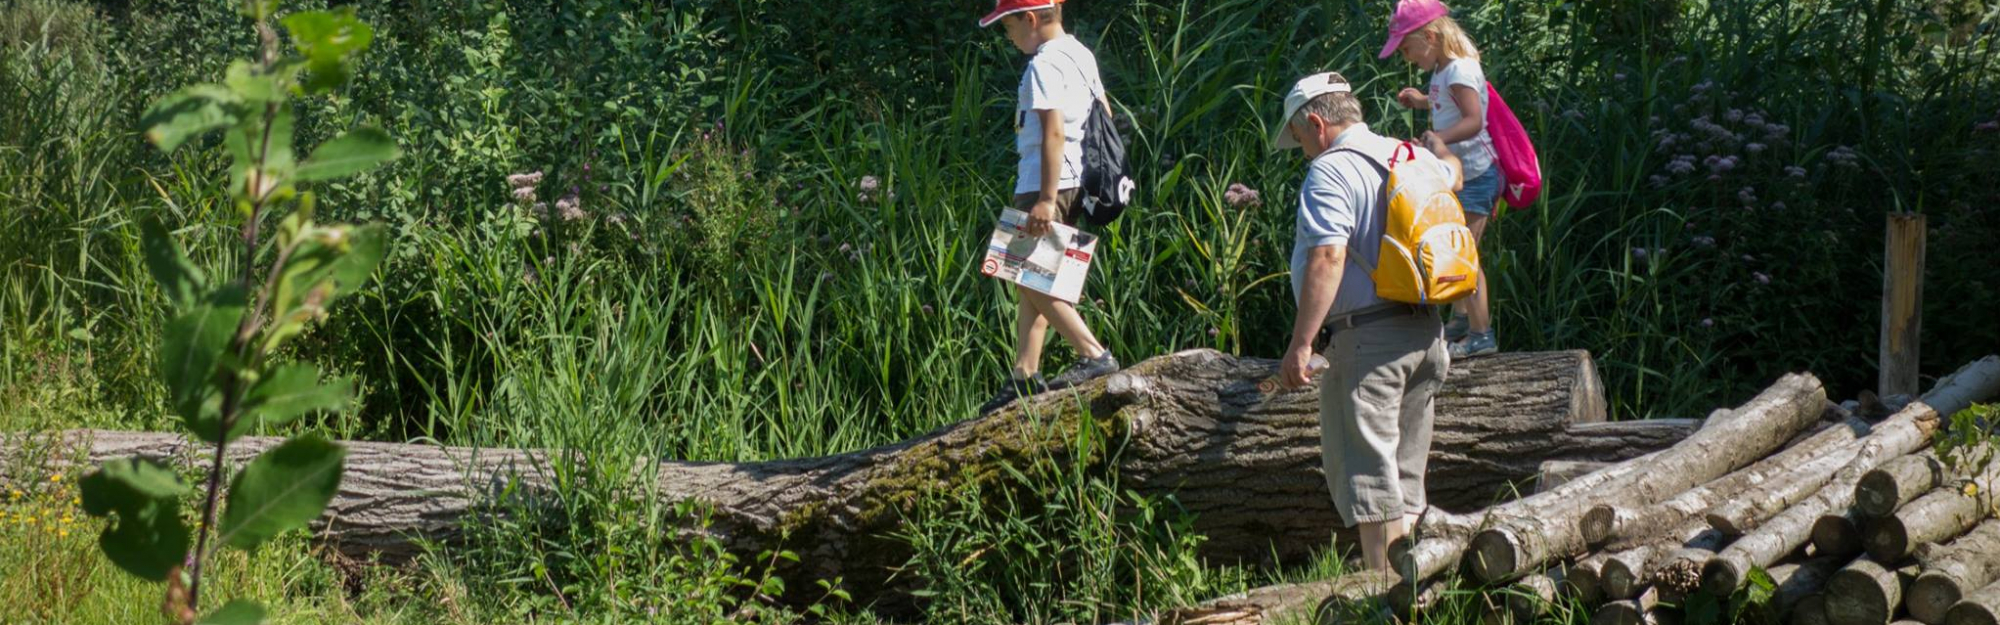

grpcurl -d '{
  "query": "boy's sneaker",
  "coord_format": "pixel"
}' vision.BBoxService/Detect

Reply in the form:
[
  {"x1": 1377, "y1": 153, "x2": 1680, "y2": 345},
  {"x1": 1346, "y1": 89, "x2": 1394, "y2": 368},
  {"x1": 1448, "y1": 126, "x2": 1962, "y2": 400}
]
[
  {"x1": 1443, "y1": 314, "x2": 1471, "y2": 342},
  {"x1": 1048, "y1": 353, "x2": 1121, "y2": 389},
  {"x1": 1449, "y1": 332, "x2": 1498, "y2": 359},
  {"x1": 978, "y1": 374, "x2": 1047, "y2": 415}
]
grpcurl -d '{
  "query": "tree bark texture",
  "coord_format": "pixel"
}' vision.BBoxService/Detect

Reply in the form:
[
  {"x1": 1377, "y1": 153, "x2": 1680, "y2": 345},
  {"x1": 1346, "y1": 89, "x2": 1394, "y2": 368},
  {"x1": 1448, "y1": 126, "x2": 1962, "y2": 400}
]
[
  {"x1": 1, "y1": 349, "x2": 1660, "y2": 607},
  {"x1": 1908, "y1": 519, "x2": 2000, "y2": 625},
  {"x1": 1583, "y1": 416, "x2": 1865, "y2": 547},
  {"x1": 1467, "y1": 373, "x2": 1830, "y2": 584},
  {"x1": 1865, "y1": 481, "x2": 1995, "y2": 563},
  {"x1": 1947, "y1": 579, "x2": 2000, "y2": 625},
  {"x1": 1698, "y1": 356, "x2": 2000, "y2": 596},
  {"x1": 1857, "y1": 452, "x2": 1948, "y2": 519},
  {"x1": 1825, "y1": 556, "x2": 1918, "y2": 625}
]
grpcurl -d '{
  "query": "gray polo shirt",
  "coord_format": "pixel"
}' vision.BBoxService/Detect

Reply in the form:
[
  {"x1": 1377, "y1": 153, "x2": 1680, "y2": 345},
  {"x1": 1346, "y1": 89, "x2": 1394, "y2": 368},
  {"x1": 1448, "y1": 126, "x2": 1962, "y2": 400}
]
[{"x1": 1290, "y1": 123, "x2": 1455, "y2": 317}]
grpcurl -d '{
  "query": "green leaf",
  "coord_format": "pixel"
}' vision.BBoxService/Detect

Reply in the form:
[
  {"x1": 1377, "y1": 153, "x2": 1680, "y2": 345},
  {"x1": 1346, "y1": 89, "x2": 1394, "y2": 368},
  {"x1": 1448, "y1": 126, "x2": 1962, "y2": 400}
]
[
  {"x1": 220, "y1": 434, "x2": 347, "y2": 550},
  {"x1": 197, "y1": 599, "x2": 266, "y2": 625},
  {"x1": 141, "y1": 85, "x2": 240, "y2": 152},
  {"x1": 159, "y1": 304, "x2": 245, "y2": 440},
  {"x1": 224, "y1": 60, "x2": 290, "y2": 103},
  {"x1": 222, "y1": 109, "x2": 297, "y2": 201},
  {"x1": 140, "y1": 219, "x2": 206, "y2": 311},
  {"x1": 282, "y1": 9, "x2": 374, "y2": 93},
  {"x1": 295, "y1": 128, "x2": 400, "y2": 182},
  {"x1": 273, "y1": 223, "x2": 389, "y2": 319},
  {"x1": 240, "y1": 364, "x2": 352, "y2": 433},
  {"x1": 321, "y1": 223, "x2": 388, "y2": 299},
  {"x1": 78, "y1": 458, "x2": 190, "y2": 581},
  {"x1": 237, "y1": 0, "x2": 279, "y2": 20}
]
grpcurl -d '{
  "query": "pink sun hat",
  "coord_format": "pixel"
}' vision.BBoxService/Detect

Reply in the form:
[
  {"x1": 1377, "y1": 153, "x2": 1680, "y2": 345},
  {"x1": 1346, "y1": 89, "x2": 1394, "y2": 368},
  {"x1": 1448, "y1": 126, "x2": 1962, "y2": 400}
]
[{"x1": 1378, "y1": 0, "x2": 1451, "y2": 59}]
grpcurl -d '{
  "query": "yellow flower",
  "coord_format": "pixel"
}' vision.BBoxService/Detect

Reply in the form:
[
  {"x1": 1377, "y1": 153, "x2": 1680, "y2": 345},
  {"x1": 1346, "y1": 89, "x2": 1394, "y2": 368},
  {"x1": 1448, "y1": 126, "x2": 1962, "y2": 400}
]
[
  {"x1": 8, "y1": 489, "x2": 20, "y2": 499},
  {"x1": 60, "y1": 515, "x2": 73, "y2": 524},
  {"x1": 1965, "y1": 482, "x2": 1980, "y2": 497},
  {"x1": 71, "y1": 496, "x2": 80, "y2": 507},
  {"x1": 49, "y1": 474, "x2": 61, "y2": 483},
  {"x1": 59, "y1": 529, "x2": 69, "y2": 538}
]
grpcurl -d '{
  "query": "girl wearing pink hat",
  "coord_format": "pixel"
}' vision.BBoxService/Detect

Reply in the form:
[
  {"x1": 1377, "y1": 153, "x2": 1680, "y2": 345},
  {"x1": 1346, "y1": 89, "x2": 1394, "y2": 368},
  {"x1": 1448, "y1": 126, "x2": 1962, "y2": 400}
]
[{"x1": 1382, "y1": 0, "x2": 1503, "y2": 359}]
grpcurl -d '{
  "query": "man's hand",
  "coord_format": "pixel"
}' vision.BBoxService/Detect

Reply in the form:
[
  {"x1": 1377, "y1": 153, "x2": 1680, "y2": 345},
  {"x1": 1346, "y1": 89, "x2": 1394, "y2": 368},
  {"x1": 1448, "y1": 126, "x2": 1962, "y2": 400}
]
[
  {"x1": 1397, "y1": 87, "x2": 1428, "y2": 110},
  {"x1": 1026, "y1": 198, "x2": 1058, "y2": 236},
  {"x1": 1278, "y1": 341, "x2": 1318, "y2": 389},
  {"x1": 1422, "y1": 131, "x2": 1449, "y2": 155}
]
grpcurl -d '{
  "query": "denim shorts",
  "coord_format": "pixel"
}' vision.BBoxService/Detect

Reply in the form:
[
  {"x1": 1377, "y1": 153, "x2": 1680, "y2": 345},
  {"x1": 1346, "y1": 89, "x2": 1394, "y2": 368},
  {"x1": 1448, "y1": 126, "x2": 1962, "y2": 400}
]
[{"x1": 1459, "y1": 166, "x2": 1504, "y2": 217}]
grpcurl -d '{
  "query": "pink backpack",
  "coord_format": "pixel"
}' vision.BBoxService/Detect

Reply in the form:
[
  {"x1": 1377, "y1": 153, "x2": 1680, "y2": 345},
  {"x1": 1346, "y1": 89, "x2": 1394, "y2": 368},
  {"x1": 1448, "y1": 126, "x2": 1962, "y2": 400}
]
[{"x1": 1485, "y1": 82, "x2": 1542, "y2": 210}]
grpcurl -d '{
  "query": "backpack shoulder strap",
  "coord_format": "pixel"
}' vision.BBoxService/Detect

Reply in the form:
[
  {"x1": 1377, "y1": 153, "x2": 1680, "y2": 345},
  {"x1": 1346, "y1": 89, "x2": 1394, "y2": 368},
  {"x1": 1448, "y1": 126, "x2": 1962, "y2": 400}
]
[{"x1": 1043, "y1": 45, "x2": 1107, "y2": 102}]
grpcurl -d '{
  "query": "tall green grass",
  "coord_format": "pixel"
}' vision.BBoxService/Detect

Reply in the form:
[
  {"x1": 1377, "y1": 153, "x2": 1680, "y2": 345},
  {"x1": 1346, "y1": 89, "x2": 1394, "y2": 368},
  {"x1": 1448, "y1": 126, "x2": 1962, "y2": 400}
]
[{"x1": 3, "y1": 0, "x2": 1997, "y2": 621}]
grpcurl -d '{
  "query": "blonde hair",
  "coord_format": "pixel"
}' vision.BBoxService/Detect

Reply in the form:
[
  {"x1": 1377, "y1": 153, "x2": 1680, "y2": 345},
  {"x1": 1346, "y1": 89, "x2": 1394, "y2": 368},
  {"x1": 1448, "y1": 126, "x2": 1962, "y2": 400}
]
[{"x1": 1419, "y1": 16, "x2": 1481, "y2": 62}]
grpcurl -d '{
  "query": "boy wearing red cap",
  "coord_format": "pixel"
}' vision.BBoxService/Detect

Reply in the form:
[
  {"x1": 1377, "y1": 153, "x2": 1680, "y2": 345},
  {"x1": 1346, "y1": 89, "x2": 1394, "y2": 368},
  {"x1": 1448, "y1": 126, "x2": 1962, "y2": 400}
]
[{"x1": 976, "y1": 0, "x2": 1121, "y2": 414}]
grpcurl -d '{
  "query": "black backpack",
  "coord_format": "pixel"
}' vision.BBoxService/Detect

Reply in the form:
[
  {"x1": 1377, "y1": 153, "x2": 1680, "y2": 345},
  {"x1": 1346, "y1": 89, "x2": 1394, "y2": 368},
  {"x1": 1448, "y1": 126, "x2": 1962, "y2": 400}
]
[
  {"x1": 1048, "y1": 47, "x2": 1134, "y2": 227},
  {"x1": 1075, "y1": 97, "x2": 1135, "y2": 227}
]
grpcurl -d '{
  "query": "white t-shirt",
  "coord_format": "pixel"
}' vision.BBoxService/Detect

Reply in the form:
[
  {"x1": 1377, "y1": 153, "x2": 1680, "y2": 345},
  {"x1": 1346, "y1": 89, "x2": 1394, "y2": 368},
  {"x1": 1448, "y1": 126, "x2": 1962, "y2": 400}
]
[
  {"x1": 1015, "y1": 35, "x2": 1103, "y2": 195},
  {"x1": 1429, "y1": 58, "x2": 1496, "y2": 178}
]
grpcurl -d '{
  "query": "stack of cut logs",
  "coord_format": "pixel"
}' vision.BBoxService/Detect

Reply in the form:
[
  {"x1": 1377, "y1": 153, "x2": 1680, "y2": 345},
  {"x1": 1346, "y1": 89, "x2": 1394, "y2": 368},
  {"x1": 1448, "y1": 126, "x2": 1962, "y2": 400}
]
[{"x1": 1165, "y1": 355, "x2": 2000, "y2": 625}]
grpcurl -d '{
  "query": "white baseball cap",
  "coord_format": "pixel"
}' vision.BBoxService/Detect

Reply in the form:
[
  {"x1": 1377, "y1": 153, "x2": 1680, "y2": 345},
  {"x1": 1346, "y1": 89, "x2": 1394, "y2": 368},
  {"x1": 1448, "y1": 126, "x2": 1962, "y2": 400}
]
[{"x1": 1272, "y1": 72, "x2": 1353, "y2": 150}]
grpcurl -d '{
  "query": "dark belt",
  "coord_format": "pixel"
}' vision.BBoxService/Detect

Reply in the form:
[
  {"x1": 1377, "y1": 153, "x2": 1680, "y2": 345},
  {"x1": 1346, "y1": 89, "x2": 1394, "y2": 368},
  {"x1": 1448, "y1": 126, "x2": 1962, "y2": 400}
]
[{"x1": 1316, "y1": 304, "x2": 1429, "y2": 346}]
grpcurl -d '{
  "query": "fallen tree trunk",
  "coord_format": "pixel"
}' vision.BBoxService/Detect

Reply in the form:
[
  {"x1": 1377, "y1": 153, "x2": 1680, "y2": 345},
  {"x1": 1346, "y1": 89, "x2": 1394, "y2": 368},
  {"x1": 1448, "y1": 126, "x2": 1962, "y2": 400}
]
[
  {"x1": 1468, "y1": 373, "x2": 1831, "y2": 583},
  {"x1": 1539, "y1": 461, "x2": 1613, "y2": 494},
  {"x1": 1158, "y1": 355, "x2": 2000, "y2": 625},
  {"x1": 1104, "y1": 349, "x2": 1682, "y2": 567},
  {"x1": 0, "y1": 349, "x2": 1652, "y2": 607},
  {"x1": 1594, "y1": 586, "x2": 1670, "y2": 625},
  {"x1": 1702, "y1": 356, "x2": 2000, "y2": 596},
  {"x1": 1825, "y1": 556, "x2": 1918, "y2": 625},
  {"x1": 1908, "y1": 519, "x2": 2000, "y2": 625},
  {"x1": 1865, "y1": 477, "x2": 1996, "y2": 563},
  {"x1": 1815, "y1": 512, "x2": 1868, "y2": 559},
  {"x1": 1146, "y1": 572, "x2": 1395, "y2": 625},
  {"x1": 1394, "y1": 447, "x2": 1675, "y2": 584},
  {"x1": 1798, "y1": 594, "x2": 1833, "y2": 625},
  {"x1": 1648, "y1": 529, "x2": 1733, "y2": 597},
  {"x1": 1857, "y1": 452, "x2": 1948, "y2": 519},
  {"x1": 1706, "y1": 431, "x2": 1870, "y2": 536},
  {"x1": 1483, "y1": 569, "x2": 1563, "y2": 625},
  {"x1": 1582, "y1": 416, "x2": 1866, "y2": 546},
  {"x1": 1948, "y1": 579, "x2": 2000, "y2": 625},
  {"x1": 1628, "y1": 426, "x2": 1864, "y2": 597},
  {"x1": 1770, "y1": 558, "x2": 1847, "y2": 622}
]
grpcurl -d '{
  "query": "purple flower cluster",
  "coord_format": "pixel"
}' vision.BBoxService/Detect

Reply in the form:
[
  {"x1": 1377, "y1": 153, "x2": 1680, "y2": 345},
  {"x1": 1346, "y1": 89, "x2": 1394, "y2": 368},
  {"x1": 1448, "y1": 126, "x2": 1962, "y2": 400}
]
[
  {"x1": 556, "y1": 194, "x2": 584, "y2": 222},
  {"x1": 856, "y1": 175, "x2": 892, "y2": 203},
  {"x1": 1223, "y1": 183, "x2": 1262, "y2": 208},
  {"x1": 1826, "y1": 146, "x2": 1861, "y2": 171},
  {"x1": 1666, "y1": 154, "x2": 1697, "y2": 175}
]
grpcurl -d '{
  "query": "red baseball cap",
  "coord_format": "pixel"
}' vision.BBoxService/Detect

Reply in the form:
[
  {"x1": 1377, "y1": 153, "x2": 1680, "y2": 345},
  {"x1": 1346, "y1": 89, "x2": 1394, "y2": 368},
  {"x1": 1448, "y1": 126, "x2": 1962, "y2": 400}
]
[{"x1": 979, "y1": 0, "x2": 1063, "y2": 28}]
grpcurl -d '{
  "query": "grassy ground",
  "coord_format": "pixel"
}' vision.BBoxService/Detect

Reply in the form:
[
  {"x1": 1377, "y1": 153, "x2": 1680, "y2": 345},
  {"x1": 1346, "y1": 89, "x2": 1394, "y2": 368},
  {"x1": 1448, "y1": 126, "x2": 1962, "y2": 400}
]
[{"x1": 2, "y1": 0, "x2": 1997, "y2": 621}]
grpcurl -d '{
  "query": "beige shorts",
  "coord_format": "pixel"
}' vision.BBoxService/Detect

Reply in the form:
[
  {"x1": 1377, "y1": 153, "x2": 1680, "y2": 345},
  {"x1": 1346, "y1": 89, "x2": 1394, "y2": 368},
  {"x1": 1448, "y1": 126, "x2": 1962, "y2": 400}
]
[
  {"x1": 1318, "y1": 309, "x2": 1449, "y2": 526},
  {"x1": 1011, "y1": 188, "x2": 1085, "y2": 226}
]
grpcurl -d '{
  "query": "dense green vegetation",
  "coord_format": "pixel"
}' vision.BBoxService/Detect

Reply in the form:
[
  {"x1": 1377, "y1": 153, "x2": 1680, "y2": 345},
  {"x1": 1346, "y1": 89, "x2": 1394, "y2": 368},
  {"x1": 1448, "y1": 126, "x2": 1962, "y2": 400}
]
[{"x1": 2, "y1": 0, "x2": 1996, "y2": 621}]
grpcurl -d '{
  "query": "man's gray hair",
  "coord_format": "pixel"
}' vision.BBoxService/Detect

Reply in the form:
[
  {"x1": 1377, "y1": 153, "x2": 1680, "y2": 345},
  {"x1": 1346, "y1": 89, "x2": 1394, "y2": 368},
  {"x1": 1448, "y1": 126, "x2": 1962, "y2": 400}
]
[{"x1": 1288, "y1": 73, "x2": 1365, "y2": 131}]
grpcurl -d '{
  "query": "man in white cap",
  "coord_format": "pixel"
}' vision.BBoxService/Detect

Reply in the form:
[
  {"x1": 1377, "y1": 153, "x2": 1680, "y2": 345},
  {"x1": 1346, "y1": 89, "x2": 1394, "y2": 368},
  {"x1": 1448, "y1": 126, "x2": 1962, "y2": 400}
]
[{"x1": 1272, "y1": 71, "x2": 1458, "y2": 571}]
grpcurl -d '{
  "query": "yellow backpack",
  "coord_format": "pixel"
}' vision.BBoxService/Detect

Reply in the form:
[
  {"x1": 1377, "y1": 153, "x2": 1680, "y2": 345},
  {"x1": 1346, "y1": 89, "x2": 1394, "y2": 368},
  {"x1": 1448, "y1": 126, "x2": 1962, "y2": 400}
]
[{"x1": 1343, "y1": 142, "x2": 1481, "y2": 305}]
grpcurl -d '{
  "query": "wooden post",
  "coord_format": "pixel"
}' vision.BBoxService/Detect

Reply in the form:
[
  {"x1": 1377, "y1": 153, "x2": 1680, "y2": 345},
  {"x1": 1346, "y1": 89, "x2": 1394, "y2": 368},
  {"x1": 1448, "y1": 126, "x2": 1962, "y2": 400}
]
[{"x1": 1881, "y1": 212, "x2": 1926, "y2": 398}]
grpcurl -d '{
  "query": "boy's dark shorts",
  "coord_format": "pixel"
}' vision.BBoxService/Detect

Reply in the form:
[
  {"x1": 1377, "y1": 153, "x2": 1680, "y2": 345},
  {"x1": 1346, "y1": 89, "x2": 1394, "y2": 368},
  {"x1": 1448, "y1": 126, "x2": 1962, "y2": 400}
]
[{"x1": 1011, "y1": 188, "x2": 1085, "y2": 226}]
